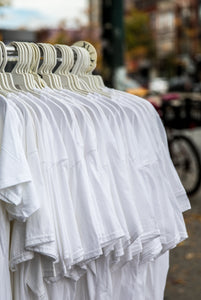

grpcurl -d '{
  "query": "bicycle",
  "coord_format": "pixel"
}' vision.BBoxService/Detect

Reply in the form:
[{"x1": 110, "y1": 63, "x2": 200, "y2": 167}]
[
  {"x1": 160, "y1": 95, "x2": 201, "y2": 196},
  {"x1": 167, "y1": 129, "x2": 201, "y2": 195}
]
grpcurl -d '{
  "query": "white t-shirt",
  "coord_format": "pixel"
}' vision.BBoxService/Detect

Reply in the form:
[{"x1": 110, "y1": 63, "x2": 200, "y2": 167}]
[
  {"x1": 106, "y1": 90, "x2": 189, "y2": 250},
  {"x1": 15, "y1": 93, "x2": 74, "y2": 277},
  {"x1": 39, "y1": 88, "x2": 127, "y2": 254},
  {"x1": 0, "y1": 202, "x2": 12, "y2": 300},
  {"x1": 53, "y1": 90, "x2": 139, "y2": 249},
  {"x1": 38, "y1": 89, "x2": 125, "y2": 250},
  {"x1": 7, "y1": 94, "x2": 57, "y2": 272},
  {"x1": 108, "y1": 88, "x2": 190, "y2": 212},
  {"x1": 0, "y1": 95, "x2": 39, "y2": 220},
  {"x1": 4, "y1": 86, "x2": 188, "y2": 300},
  {"x1": 86, "y1": 93, "x2": 162, "y2": 259},
  {"x1": 21, "y1": 92, "x2": 114, "y2": 283}
]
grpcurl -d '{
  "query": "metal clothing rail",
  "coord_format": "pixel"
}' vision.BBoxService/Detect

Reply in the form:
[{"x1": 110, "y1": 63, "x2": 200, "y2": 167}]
[
  {"x1": 4, "y1": 44, "x2": 81, "y2": 65},
  {"x1": 6, "y1": 45, "x2": 17, "y2": 56},
  {"x1": 5, "y1": 44, "x2": 63, "y2": 62},
  {"x1": 6, "y1": 45, "x2": 18, "y2": 59}
]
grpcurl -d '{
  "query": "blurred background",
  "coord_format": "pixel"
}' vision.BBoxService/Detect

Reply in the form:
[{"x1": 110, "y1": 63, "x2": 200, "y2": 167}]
[
  {"x1": 1, "y1": 0, "x2": 201, "y2": 298},
  {"x1": 1, "y1": 0, "x2": 201, "y2": 90}
]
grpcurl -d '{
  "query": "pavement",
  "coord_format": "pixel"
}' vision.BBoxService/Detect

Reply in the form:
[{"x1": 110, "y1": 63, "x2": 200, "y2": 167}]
[{"x1": 164, "y1": 128, "x2": 201, "y2": 299}]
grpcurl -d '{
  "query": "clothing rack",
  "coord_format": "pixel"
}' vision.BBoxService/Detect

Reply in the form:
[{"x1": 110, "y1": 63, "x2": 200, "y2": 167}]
[
  {"x1": 0, "y1": 40, "x2": 190, "y2": 300},
  {"x1": 6, "y1": 45, "x2": 18, "y2": 56},
  {"x1": 5, "y1": 44, "x2": 75, "y2": 62}
]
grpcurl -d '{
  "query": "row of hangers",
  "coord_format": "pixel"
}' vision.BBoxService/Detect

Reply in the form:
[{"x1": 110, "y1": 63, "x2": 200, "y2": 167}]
[{"x1": 0, "y1": 41, "x2": 108, "y2": 96}]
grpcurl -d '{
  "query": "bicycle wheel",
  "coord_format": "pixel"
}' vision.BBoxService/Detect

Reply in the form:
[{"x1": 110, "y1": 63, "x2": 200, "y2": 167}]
[{"x1": 168, "y1": 135, "x2": 201, "y2": 196}]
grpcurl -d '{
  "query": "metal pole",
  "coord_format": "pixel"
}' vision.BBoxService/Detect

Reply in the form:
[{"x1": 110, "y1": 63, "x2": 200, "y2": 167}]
[
  {"x1": 102, "y1": 0, "x2": 124, "y2": 86},
  {"x1": 112, "y1": 0, "x2": 124, "y2": 68}
]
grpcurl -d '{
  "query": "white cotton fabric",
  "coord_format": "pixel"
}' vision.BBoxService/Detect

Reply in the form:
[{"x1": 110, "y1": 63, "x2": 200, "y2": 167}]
[
  {"x1": 38, "y1": 89, "x2": 125, "y2": 255},
  {"x1": 0, "y1": 96, "x2": 39, "y2": 219},
  {"x1": 39, "y1": 89, "x2": 130, "y2": 251},
  {"x1": 6, "y1": 95, "x2": 57, "y2": 272},
  {"x1": 0, "y1": 202, "x2": 12, "y2": 300},
  {"x1": 29, "y1": 90, "x2": 123, "y2": 279},
  {"x1": 0, "y1": 81, "x2": 190, "y2": 300},
  {"x1": 106, "y1": 88, "x2": 191, "y2": 212},
  {"x1": 100, "y1": 89, "x2": 190, "y2": 248},
  {"x1": 86, "y1": 93, "x2": 162, "y2": 255}
]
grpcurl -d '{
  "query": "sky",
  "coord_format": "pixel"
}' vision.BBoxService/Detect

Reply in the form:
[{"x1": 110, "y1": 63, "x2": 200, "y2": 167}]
[{"x1": 0, "y1": 0, "x2": 88, "y2": 30}]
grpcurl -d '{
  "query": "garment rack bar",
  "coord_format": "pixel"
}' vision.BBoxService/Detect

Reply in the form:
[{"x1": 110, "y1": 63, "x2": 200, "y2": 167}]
[
  {"x1": 5, "y1": 44, "x2": 62, "y2": 61},
  {"x1": 6, "y1": 45, "x2": 18, "y2": 56}
]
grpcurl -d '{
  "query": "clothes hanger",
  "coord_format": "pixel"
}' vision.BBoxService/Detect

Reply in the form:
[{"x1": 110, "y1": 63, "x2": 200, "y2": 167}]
[
  {"x1": 79, "y1": 47, "x2": 103, "y2": 91},
  {"x1": 71, "y1": 45, "x2": 101, "y2": 91},
  {"x1": 54, "y1": 44, "x2": 88, "y2": 95},
  {"x1": 0, "y1": 42, "x2": 35, "y2": 94},
  {"x1": 53, "y1": 44, "x2": 74, "y2": 89},
  {"x1": 37, "y1": 43, "x2": 62, "y2": 90},
  {"x1": 20, "y1": 42, "x2": 39, "y2": 90},
  {"x1": 27, "y1": 42, "x2": 47, "y2": 89},
  {"x1": 72, "y1": 40, "x2": 97, "y2": 71},
  {"x1": 71, "y1": 45, "x2": 109, "y2": 97},
  {"x1": 0, "y1": 44, "x2": 12, "y2": 92},
  {"x1": 54, "y1": 44, "x2": 83, "y2": 91},
  {"x1": 0, "y1": 41, "x2": 20, "y2": 92},
  {"x1": 73, "y1": 41, "x2": 106, "y2": 89},
  {"x1": 70, "y1": 46, "x2": 94, "y2": 91},
  {"x1": 14, "y1": 42, "x2": 32, "y2": 89},
  {"x1": 44, "y1": 43, "x2": 62, "y2": 89},
  {"x1": 11, "y1": 42, "x2": 48, "y2": 93},
  {"x1": 10, "y1": 41, "x2": 36, "y2": 91},
  {"x1": 80, "y1": 46, "x2": 110, "y2": 97},
  {"x1": 36, "y1": 43, "x2": 54, "y2": 89},
  {"x1": 0, "y1": 44, "x2": 11, "y2": 96},
  {"x1": 73, "y1": 46, "x2": 101, "y2": 91}
]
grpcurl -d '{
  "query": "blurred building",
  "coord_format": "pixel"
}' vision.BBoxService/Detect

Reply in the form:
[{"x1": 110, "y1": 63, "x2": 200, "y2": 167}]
[
  {"x1": 89, "y1": 0, "x2": 100, "y2": 27},
  {"x1": 36, "y1": 27, "x2": 95, "y2": 44},
  {"x1": 0, "y1": 0, "x2": 11, "y2": 5},
  {"x1": 134, "y1": 0, "x2": 158, "y2": 11},
  {"x1": 128, "y1": 0, "x2": 200, "y2": 60},
  {"x1": 155, "y1": 0, "x2": 175, "y2": 58},
  {"x1": 88, "y1": 0, "x2": 101, "y2": 42},
  {"x1": 125, "y1": 0, "x2": 134, "y2": 11},
  {"x1": 175, "y1": 0, "x2": 199, "y2": 57}
]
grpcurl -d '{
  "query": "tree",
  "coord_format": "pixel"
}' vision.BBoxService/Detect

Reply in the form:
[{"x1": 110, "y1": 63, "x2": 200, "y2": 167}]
[{"x1": 125, "y1": 8, "x2": 154, "y2": 59}]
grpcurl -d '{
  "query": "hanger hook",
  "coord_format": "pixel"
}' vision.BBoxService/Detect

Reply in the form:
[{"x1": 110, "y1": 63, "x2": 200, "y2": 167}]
[{"x1": 0, "y1": 42, "x2": 8, "y2": 72}]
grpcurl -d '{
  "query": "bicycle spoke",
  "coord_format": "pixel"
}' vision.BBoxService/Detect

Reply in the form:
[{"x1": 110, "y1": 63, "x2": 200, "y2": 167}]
[{"x1": 169, "y1": 135, "x2": 201, "y2": 195}]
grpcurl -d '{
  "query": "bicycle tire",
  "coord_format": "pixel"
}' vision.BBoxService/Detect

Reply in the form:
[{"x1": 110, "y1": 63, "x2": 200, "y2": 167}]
[{"x1": 168, "y1": 134, "x2": 201, "y2": 196}]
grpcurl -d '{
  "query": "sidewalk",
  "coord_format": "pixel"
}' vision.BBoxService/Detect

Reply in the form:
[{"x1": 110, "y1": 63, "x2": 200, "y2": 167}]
[{"x1": 164, "y1": 189, "x2": 201, "y2": 299}]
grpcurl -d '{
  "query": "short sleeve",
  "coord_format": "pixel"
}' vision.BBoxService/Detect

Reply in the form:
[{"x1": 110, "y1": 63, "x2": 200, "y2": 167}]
[
  {"x1": 115, "y1": 92, "x2": 191, "y2": 213},
  {"x1": 0, "y1": 100, "x2": 39, "y2": 220},
  {"x1": 153, "y1": 111, "x2": 191, "y2": 212}
]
